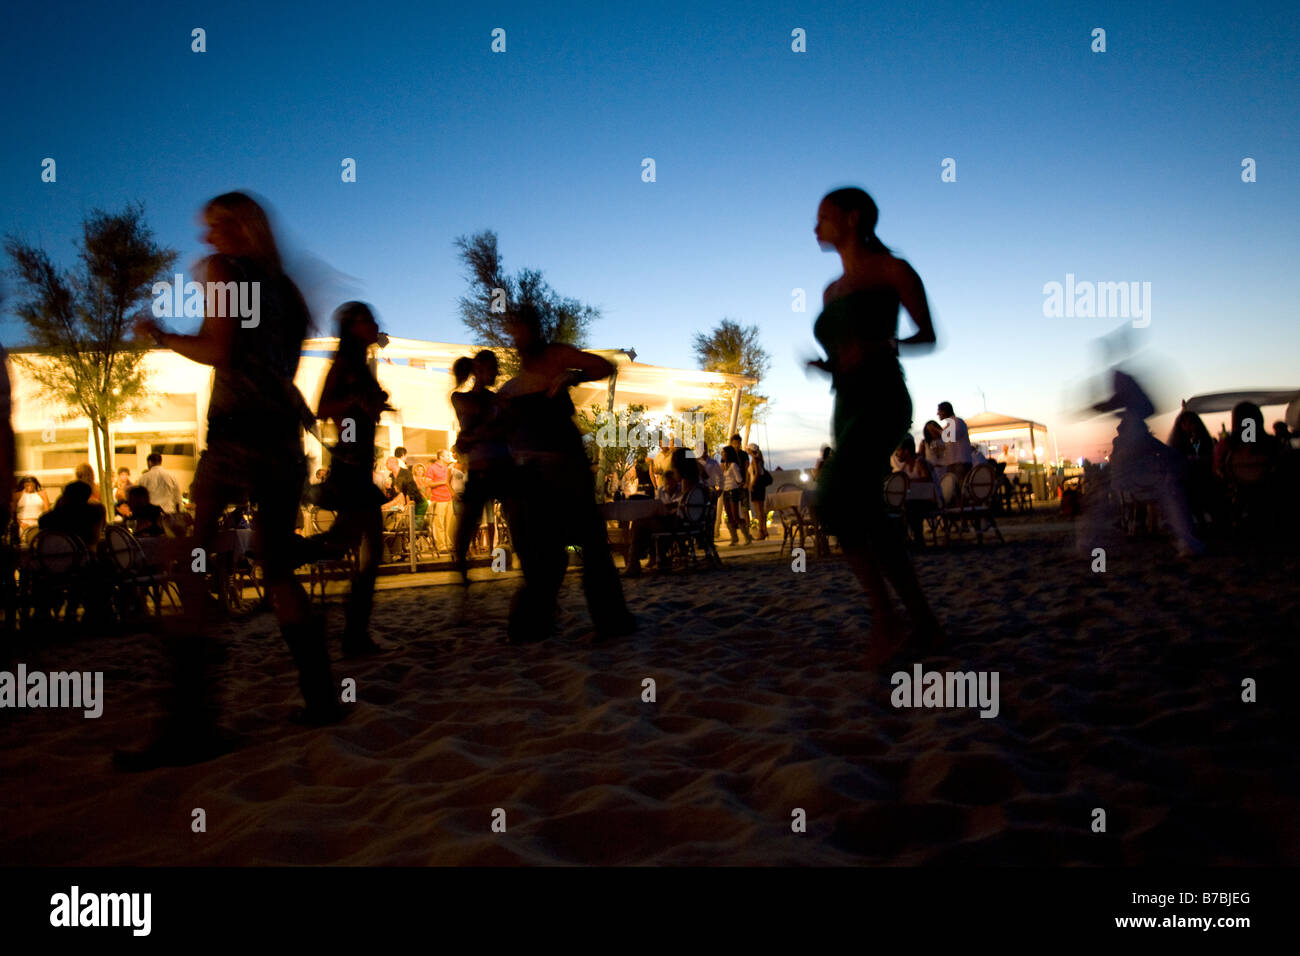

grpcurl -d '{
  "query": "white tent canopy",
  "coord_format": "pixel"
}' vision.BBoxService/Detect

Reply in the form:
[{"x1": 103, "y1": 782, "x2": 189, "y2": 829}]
[{"x1": 1182, "y1": 388, "x2": 1300, "y2": 430}]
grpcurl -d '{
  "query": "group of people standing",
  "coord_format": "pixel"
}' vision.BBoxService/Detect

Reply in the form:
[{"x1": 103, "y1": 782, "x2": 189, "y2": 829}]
[{"x1": 626, "y1": 435, "x2": 771, "y2": 546}]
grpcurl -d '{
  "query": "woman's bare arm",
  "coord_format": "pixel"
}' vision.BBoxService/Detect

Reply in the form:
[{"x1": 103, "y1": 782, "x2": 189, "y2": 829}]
[
  {"x1": 134, "y1": 256, "x2": 237, "y2": 367},
  {"x1": 895, "y1": 259, "x2": 937, "y2": 349}
]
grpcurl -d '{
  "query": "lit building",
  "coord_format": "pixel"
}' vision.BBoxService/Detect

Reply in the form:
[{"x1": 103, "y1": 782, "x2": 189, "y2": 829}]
[{"x1": 6, "y1": 338, "x2": 756, "y2": 493}]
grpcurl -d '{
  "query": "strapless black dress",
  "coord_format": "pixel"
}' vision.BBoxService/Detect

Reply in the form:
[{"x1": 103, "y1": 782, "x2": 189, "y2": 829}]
[{"x1": 812, "y1": 287, "x2": 914, "y2": 547}]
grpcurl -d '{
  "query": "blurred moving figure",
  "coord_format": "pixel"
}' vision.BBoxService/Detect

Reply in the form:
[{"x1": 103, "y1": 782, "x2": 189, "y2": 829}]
[
  {"x1": 124, "y1": 192, "x2": 340, "y2": 770},
  {"x1": 1089, "y1": 368, "x2": 1203, "y2": 557},
  {"x1": 496, "y1": 304, "x2": 636, "y2": 644},
  {"x1": 807, "y1": 187, "x2": 942, "y2": 659},
  {"x1": 315, "y1": 301, "x2": 393, "y2": 657},
  {"x1": 451, "y1": 350, "x2": 511, "y2": 584}
]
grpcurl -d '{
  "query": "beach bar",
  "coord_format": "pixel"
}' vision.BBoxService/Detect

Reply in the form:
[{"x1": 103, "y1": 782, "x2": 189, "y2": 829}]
[{"x1": 6, "y1": 337, "x2": 755, "y2": 492}]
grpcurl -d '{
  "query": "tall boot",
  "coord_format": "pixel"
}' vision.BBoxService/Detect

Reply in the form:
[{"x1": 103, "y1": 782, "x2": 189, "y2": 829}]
[{"x1": 282, "y1": 615, "x2": 344, "y2": 725}]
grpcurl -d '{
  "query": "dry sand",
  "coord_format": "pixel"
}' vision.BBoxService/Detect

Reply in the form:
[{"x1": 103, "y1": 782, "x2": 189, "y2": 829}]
[{"x1": 1, "y1": 517, "x2": 1295, "y2": 865}]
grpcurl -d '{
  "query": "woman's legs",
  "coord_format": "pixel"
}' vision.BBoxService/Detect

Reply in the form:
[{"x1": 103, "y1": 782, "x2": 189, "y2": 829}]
[
  {"x1": 724, "y1": 491, "x2": 742, "y2": 543},
  {"x1": 455, "y1": 474, "x2": 490, "y2": 579},
  {"x1": 752, "y1": 494, "x2": 768, "y2": 539},
  {"x1": 335, "y1": 505, "x2": 381, "y2": 648}
]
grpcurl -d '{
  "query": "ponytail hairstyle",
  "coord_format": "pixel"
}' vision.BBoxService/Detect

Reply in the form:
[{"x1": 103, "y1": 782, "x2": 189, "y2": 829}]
[
  {"x1": 452, "y1": 356, "x2": 475, "y2": 387},
  {"x1": 333, "y1": 301, "x2": 375, "y2": 364},
  {"x1": 821, "y1": 187, "x2": 890, "y2": 254}
]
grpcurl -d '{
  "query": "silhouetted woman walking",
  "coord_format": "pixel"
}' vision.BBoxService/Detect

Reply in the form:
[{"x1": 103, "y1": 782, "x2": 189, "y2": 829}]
[
  {"x1": 451, "y1": 350, "x2": 511, "y2": 585},
  {"x1": 316, "y1": 301, "x2": 393, "y2": 656},
  {"x1": 809, "y1": 187, "x2": 943, "y2": 659},
  {"x1": 497, "y1": 305, "x2": 636, "y2": 644}
]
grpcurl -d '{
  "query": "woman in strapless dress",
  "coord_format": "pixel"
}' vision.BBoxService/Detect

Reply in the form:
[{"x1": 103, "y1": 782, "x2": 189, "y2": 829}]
[{"x1": 809, "y1": 188, "x2": 944, "y2": 658}]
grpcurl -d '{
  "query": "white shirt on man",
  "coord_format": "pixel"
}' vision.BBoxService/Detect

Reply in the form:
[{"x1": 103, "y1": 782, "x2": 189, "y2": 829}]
[
  {"x1": 139, "y1": 463, "x2": 182, "y2": 514},
  {"x1": 938, "y1": 417, "x2": 973, "y2": 467}
]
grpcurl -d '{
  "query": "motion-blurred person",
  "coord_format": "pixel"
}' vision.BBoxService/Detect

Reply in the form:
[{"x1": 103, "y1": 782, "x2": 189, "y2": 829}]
[
  {"x1": 315, "y1": 301, "x2": 394, "y2": 656},
  {"x1": 124, "y1": 191, "x2": 340, "y2": 770},
  {"x1": 808, "y1": 187, "x2": 943, "y2": 657},
  {"x1": 451, "y1": 350, "x2": 511, "y2": 581},
  {"x1": 497, "y1": 303, "x2": 636, "y2": 644}
]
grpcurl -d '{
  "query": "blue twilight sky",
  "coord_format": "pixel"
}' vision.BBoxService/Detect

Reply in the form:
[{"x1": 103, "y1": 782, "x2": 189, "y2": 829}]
[{"x1": 2, "y1": 0, "x2": 1297, "y2": 466}]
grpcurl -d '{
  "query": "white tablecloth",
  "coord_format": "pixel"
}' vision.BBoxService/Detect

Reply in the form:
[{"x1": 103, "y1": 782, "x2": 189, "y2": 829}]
[{"x1": 767, "y1": 488, "x2": 817, "y2": 512}]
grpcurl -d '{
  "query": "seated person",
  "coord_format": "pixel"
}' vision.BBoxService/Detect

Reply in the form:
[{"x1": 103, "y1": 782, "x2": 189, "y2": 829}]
[
  {"x1": 656, "y1": 468, "x2": 682, "y2": 507},
  {"x1": 625, "y1": 448, "x2": 711, "y2": 576},
  {"x1": 124, "y1": 485, "x2": 166, "y2": 536},
  {"x1": 892, "y1": 436, "x2": 933, "y2": 482},
  {"x1": 38, "y1": 480, "x2": 106, "y2": 549}
]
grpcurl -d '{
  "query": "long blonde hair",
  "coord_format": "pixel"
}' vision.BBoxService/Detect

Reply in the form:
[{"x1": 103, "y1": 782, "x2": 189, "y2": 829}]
[{"x1": 204, "y1": 191, "x2": 284, "y2": 274}]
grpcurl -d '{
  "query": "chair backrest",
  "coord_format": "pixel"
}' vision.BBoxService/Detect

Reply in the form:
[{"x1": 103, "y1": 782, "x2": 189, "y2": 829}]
[
  {"x1": 939, "y1": 472, "x2": 960, "y2": 506},
  {"x1": 103, "y1": 525, "x2": 140, "y2": 571},
  {"x1": 33, "y1": 530, "x2": 87, "y2": 575},
  {"x1": 965, "y1": 463, "x2": 998, "y2": 505},
  {"x1": 883, "y1": 471, "x2": 909, "y2": 508},
  {"x1": 679, "y1": 486, "x2": 710, "y2": 528}
]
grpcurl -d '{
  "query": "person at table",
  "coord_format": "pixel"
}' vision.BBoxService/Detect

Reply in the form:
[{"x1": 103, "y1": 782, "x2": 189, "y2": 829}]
[
  {"x1": 919, "y1": 420, "x2": 946, "y2": 482},
  {"x1": 38, "y1": 480, "x2": 105, "y2": 549},
  {"x1": 113, "y1": 467, "x2": 133, "y2": 518},
  {"x1": 451, "y1": 350, "x2": 511, "y2": 582},
  {"x1": 624, "y1": 448, "x2": 710, "y2": 577},
  {"x1": 14, "y1": 476, "x2": 51, "y2": 533},
  {"x1": 124, "y1": 486, "x2": 166, "y2": 536},
  {"x1": 892, "y1": 435, "x2": 933, "y2": 482},
  {"x1": 496, "y1": 302, "x2": 636, "y2": 644},
  {"x1": 315, "y1": 300, "x2": 394, "y2": 657},
  {"x1": 126, "y1": 190, "x2": 341, "y2": 771},
  {"x1": 807, "y1": 186, "x2": 943, "y2": 659},
  {"x1": 890, "y1": 437, "x2": 934, "y2": 545},
  {"x1": 73, "y1": 463, "x2": 103, "y2": 505}
]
